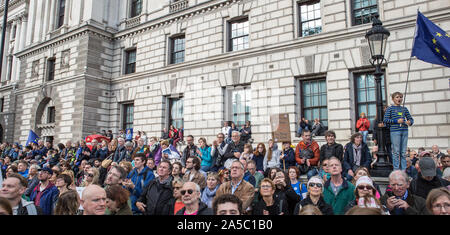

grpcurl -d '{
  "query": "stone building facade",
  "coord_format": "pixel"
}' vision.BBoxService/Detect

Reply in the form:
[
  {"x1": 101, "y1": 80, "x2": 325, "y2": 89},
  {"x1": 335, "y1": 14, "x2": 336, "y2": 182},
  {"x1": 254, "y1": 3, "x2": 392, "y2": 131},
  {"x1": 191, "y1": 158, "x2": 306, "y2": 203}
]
[{"x1": 0, "y1": 0, "x2": 448, "y2": 149}]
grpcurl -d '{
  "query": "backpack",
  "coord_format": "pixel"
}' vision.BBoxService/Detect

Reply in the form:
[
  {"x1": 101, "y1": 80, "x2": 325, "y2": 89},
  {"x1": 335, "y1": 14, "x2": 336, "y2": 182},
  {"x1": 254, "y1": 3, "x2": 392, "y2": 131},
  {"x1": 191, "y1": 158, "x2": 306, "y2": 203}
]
[{"x1": 300, "y1": 144, "x2": 314, "y2": 160}]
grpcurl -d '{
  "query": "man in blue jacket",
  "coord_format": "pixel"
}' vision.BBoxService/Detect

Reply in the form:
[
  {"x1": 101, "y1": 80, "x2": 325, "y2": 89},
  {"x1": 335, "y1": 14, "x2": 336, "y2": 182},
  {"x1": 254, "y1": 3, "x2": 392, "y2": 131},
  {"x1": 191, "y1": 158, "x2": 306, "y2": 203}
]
[
  {"x1": 30, "y1": 167, "x2": 59, "y2": 215},
  {"x1": 124, "y1": 153, "x2": 155, "y2": 215}
]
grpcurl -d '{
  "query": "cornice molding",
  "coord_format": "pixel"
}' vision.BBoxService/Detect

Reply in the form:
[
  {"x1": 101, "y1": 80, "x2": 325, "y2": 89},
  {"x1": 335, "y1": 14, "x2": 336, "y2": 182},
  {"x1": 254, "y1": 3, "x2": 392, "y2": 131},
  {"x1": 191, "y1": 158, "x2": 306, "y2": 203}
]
[
  {"x1": 114, "y1": 0, "x2": 243, "y2": 40},
  {"x1": 16, "y1": 24, "x2": 114, "y2": 60},
  {"x1": 0, "y1": 0, "x2": 26, "y2": 13}
]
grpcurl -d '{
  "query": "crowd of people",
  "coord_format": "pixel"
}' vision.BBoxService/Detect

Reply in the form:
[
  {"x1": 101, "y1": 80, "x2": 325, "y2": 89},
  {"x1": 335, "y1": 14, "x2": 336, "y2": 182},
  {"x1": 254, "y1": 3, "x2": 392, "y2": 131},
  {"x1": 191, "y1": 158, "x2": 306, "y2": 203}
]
[{"x1": 0, "y1": 92, "x2": 449, "y2": 216}]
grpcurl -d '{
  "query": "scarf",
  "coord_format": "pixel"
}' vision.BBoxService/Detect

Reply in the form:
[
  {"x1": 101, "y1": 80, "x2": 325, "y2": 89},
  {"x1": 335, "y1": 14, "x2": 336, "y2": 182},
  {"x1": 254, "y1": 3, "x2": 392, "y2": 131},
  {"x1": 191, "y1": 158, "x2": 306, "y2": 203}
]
[
  {"x1": 201, "y1": 185, "x2": 220, "y2": 208},
  {"x1": 352, "y1": 144, "x2": 362, "y2": 166}
]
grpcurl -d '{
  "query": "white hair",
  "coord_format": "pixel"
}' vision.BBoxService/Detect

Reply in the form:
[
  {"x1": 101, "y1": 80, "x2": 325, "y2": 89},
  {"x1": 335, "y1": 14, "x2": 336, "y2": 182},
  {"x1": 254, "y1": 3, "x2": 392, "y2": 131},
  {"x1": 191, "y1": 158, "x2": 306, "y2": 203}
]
[
  {"x1": 389, "y1": 170, "x2": 409, "y2": 184},
  {"x1": 232, "y1": 131, "x2": 241, "y2": 136},
  {"x1": 30, "y1": 164, "x2": 41, "y2": 171}
]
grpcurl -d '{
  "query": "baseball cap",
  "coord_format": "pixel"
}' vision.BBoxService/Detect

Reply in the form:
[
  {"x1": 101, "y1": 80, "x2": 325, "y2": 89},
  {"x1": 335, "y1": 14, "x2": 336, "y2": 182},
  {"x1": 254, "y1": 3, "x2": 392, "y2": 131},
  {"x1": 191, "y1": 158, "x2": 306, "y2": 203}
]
[
  {"x1": 419, "y1": 157, "x2": 436, "y2": 177},
  {"x1": 39, "y1": 167, "x2": 53, "y2": 175}
]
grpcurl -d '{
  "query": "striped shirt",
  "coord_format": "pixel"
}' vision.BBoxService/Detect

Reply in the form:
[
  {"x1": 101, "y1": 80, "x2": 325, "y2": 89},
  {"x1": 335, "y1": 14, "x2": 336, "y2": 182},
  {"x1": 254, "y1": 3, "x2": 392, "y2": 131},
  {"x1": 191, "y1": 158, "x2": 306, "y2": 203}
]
[{"x1": 383, "y1": 105, "x2": 414, "y2": 132}]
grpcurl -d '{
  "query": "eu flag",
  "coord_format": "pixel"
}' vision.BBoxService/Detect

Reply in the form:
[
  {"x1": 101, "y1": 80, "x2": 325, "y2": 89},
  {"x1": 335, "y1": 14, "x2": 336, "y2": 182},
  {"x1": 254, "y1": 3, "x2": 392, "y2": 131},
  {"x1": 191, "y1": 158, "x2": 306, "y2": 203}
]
[
  {"x1": 411, "y1": 11, "x2": 450, "y2": 68},
  {"x1": 26, "y1": 130, "x2": 40, "y2": 146}
]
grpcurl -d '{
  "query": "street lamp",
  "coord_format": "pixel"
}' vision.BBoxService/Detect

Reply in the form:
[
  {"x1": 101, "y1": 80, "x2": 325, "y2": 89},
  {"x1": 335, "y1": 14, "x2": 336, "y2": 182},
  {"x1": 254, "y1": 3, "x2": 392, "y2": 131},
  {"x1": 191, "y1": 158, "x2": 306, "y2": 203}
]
[{"x1": 365, "y1": 14, "x2": 392, "y2": 177}]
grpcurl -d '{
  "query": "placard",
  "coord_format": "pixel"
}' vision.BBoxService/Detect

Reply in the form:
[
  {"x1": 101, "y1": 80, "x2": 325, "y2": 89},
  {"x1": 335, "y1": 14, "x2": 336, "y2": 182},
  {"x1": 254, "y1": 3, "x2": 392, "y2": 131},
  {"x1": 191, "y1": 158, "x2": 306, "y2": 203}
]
[{"x1": 270, "y1": 113, "x2": 291, "y2": 143}]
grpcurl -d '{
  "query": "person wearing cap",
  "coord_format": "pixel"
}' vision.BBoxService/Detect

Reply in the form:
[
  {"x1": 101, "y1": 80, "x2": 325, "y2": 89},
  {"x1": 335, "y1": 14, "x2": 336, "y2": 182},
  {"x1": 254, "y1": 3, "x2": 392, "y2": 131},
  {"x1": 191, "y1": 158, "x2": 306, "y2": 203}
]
[
  {"x1": 29, "y1": 167, "x2": 59, "y2": 215},
  {"x1": 409, "y1": 157, "x2": 450, "y2": 200},
  {"x1": 293, "y1": 176, "x2": 334, "y2": 215},
  {"x1": 343, "y1": 176, "x2": 388, "y2": 214},
  {"x1": 381, "y1": 170, "x2": 429, "y2": 215}
]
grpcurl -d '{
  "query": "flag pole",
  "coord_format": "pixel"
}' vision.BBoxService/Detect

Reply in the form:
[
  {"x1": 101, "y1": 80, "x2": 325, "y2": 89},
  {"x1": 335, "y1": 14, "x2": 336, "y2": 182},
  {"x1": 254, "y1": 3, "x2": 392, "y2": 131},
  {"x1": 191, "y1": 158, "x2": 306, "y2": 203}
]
[{"x1": 402, "y1": 10, "x2": 420, "y2": 108}]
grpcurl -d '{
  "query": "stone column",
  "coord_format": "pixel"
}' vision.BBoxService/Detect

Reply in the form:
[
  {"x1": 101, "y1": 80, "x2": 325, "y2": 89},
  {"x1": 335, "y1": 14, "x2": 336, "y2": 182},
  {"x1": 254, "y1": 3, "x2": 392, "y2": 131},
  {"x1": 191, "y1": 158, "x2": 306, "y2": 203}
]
[
  {"x1": 33, "y1": 0, "x2": 43, "y2": 43},
  {"x1": 19, "y1": 16, "x2": 27, "y2": 51},
  {"x1": 14, "y1": 19, "x2": 21, "y2": 52},
  {"x1": 42, "y1": 0, "x2": 50, "y2": 40},
  {"x1": 48, "y1": 0, "x2": 56, "y2": 31},
  {"x1": 25, "y1": 0, "x2": 36, "y2": 46},
  {"x1": 63, "y1": 0, "x2": 70, "y2": 26},
  {"x1": 1, "y1": 24, "x2": 11, "y2": 81}
]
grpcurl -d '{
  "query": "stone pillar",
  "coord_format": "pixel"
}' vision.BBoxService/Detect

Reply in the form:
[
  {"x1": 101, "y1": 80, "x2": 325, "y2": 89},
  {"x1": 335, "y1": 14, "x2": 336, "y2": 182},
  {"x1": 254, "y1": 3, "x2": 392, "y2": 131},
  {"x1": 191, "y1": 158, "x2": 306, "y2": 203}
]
[
  {"x1": 48, "y1": 0, "x2": 56, "y2": 31},
  {"x1": 14, "y1": 19, "x2": 21, "y2": 52},
  {"x1": 63, "y1": 0, "x2": 70, "y2": 26},
  {"x1": 25, "y1": 0, "x2": 36, "y2": 46},
  {"x1": 33, "y1": 0, "x2": 43, "y2": 43},
  {"x1": 1, "y1": 24, "x2": 11, "y2": 82},
  {"x1": 42, "y1": 0, "x2": 50, "y2": 40},
  {"x1": 19, "y1": 16, "x2": 27, "y2": 51}
]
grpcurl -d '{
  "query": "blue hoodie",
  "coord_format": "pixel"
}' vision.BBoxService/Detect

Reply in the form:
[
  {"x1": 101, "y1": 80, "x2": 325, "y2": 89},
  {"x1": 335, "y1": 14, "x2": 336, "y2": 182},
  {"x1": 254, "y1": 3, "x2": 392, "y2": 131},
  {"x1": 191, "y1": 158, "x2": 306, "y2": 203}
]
[
  {"x1": 127, "y1": 166, "x2": 155, "y2": 213},
  {"x1": 19, "y1": 169, "x2": 29, "y2": 178}
]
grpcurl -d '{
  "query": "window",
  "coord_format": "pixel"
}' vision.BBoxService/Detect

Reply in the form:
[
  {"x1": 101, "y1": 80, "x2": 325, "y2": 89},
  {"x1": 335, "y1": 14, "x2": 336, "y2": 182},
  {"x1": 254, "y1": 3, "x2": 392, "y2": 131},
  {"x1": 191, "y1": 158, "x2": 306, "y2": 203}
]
[
  {"x1": 123, "y1": 103, "x2": 134, "y2": 130},
  {"x1": 230, "y1": 87, "x2": 251, "y2": 127},
  {"x1": 7, "y1": 56, "x2": 13, "y2": 81},
  {"x1": 57, "y1": 0, "x2": 65, "y2": 28},
  {"x1": 124, "y1": 49, "x2": 136, "y2": 74},
  {"x1": 47, "y1": 106, "x2": 56, "y2": 123},
  {"x1": 0, "y1": 97, "x2": 4, "y2": 112},
  {"x1": 228, "y1": 18, "x2": 249, "y2": 52},
  {"x1": 352, "y1": 0, "x2": 378, "y2": 26},
  {"x1": 301, "y1": 79, "x2": 328, "y2": 127},
  {"x1": 130, "y1": 0, "x2": 142, "y2": 18},
  {"x1": 169, "y1": 98, "x2": 184, "y2": 129},
  {"x1": 299, "y1": 1, "x2": 322, "y2": 37},
  {"x1": 170, "y1": 35, "x2": 185, "y2": 64},
  {"x1": 47, "y1": 58, "x2": 55, "y2": 81},
  {"x1": 12, "y1": 25, "x2": 16, "y2": 39},
  {"x1": 355, "y1": 73, "x2": 386, "y2": 132}
]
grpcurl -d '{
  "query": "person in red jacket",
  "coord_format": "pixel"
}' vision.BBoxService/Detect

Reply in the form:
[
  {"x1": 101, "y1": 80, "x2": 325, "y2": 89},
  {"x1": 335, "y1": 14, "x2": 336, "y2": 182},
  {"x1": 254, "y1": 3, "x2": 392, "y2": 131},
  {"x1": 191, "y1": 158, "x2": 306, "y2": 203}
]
[
  {"x1": 295, "y1": 130, "x2": 321, "y2": 179},
  {"x1": 356, "y1": 112, "x2": 370, "y2": 144}
]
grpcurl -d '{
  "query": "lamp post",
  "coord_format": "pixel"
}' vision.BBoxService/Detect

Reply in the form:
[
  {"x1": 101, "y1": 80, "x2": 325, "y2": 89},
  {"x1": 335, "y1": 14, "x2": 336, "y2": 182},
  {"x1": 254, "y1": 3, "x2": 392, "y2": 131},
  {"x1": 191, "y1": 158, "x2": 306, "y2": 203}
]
[{"x1": 365, "y1": 14, "x2": 392, "y2": 177}]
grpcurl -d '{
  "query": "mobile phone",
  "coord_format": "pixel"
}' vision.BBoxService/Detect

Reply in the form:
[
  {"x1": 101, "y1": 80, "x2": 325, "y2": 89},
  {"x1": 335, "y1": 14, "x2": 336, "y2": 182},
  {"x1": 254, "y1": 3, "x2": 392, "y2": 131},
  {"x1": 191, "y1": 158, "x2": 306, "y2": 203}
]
[{"x1": 386, "y1": 190, "x2": 394, "y2": 197}]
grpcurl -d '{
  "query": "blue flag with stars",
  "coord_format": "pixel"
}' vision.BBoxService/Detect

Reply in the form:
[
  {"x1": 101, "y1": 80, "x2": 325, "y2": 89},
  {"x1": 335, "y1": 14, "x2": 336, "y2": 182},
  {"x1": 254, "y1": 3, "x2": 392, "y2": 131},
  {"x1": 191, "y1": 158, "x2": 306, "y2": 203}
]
[
  {"x1": 411, "y1": 11, "x2": 450, "y2": 68},
  {"x1": 26, "y1": 130, "x2": 40, "y2": 146}
]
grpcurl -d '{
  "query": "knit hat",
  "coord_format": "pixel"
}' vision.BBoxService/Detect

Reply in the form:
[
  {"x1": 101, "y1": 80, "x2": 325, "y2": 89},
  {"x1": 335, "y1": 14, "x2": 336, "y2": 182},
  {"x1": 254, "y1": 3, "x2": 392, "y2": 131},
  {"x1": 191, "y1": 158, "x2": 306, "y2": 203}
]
[
  {"x1": 355, "y1": 176, "x2": 374, "y2": 189},
  {"x1": 307, "y1": 176, "x2": 324, "y2": 186}
]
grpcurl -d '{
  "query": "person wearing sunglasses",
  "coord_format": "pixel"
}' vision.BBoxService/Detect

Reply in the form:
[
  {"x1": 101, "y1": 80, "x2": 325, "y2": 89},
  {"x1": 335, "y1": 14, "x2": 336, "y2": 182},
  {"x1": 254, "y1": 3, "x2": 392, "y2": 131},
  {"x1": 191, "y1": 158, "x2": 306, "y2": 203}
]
[
  {"x1": 80, "y1": 168, "x2": 100, "y2": 187},
  {"x1": 176, "y1": 182, "x2": 213, "y2": 215},
  {"x1": 350, "y1": 167, "x2": 382, "y2": 199},
  {"x1": 343, "y1": 176, "x2": 388, "y2": 215},
  {"x1": 294, "y1": 176, "x2": 334, "y2": 215}
]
